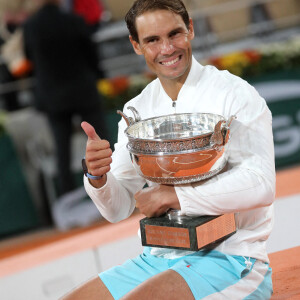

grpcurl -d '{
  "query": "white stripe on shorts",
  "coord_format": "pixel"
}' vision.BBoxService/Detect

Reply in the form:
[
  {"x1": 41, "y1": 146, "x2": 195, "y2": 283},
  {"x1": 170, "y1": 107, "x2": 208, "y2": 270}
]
[{"x1": 202, "y1": 261, "x2": 269, "y2": 299}]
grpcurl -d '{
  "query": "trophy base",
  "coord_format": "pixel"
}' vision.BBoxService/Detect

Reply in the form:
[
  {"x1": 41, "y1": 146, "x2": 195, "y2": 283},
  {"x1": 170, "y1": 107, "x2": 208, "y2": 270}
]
[{"x1": 140, "y1": 213, "x2": 236, "y2": 251}]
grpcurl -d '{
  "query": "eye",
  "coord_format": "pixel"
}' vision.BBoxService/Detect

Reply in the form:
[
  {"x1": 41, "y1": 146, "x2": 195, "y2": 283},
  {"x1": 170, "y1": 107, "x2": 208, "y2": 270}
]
[
  {"x1": 147, "y1": 37, "x2": 158, "y2": 43},
  {"x1": 146, "y1": 37, "x2": 158, "y2": 44}
]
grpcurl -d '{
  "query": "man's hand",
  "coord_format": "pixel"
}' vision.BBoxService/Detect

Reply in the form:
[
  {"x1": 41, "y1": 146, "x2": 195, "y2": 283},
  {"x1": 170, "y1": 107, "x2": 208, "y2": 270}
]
[
  {"x1": 81, "y1": 121, "x2": 112, "y2": 188},
  {"x1": 134, "y1": 185, "x2": 181, "y2": 218}
]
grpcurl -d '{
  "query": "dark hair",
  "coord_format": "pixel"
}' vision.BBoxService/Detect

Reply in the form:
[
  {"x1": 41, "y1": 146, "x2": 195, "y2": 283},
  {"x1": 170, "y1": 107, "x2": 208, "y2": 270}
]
[{"x1": 125, "y1": 0, "x2": 190, "y2": 42}]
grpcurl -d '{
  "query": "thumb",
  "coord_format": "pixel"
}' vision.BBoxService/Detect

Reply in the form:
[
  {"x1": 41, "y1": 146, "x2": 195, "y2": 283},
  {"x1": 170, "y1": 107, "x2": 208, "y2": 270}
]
[{"x1": 81, "y1": 121, "x2": 101, "y2": 141}]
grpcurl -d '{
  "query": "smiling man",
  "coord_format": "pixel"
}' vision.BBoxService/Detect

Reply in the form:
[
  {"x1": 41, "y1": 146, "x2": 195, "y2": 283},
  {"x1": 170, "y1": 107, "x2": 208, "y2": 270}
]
[
  {"x1": 62, "y1": 0, "x2": 275, "y2": 299},
  {"x1": 129, "y1": 8, "x2": 194, "y2": 98}
]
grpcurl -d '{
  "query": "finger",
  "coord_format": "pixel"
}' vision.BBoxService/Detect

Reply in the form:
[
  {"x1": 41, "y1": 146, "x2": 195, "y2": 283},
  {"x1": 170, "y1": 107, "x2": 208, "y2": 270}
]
[
  {"x1": 88, "y1": 157, "x2": 112, "y2": 169},
  {"x1": 86, "y1": 140, "x2": 111, "y2": 154},
  {"x1": 88, "y1": 165, "x2": 111, "y2": 177},
  {"x1": 81, "y1": 121, "x2": 101, "y2": 141}
]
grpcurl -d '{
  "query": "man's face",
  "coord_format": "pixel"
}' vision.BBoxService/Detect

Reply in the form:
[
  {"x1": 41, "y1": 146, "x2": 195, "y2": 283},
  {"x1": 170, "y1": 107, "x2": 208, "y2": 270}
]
[{"x1": 130, "y1": 10, "x2": 194, "y2": 82}]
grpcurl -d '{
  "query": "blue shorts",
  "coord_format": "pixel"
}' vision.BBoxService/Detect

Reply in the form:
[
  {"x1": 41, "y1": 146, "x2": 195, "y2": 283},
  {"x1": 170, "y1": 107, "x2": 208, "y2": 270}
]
[{"x1": 99, "y1": 247, "x2": 272, "y2": 300}]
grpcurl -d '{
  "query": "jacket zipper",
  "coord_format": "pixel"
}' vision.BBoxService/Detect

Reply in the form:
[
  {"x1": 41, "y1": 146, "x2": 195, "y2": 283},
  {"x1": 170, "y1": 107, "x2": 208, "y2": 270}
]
[{"x1": 172, "y1": 100, "x2": 177, "y2": 113}]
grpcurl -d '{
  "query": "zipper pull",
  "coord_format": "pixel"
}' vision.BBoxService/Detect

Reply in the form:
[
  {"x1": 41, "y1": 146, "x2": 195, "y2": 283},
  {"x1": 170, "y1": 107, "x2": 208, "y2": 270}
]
[{"x1": 172, "y1": 100, "x2": 177, "y2": 113}]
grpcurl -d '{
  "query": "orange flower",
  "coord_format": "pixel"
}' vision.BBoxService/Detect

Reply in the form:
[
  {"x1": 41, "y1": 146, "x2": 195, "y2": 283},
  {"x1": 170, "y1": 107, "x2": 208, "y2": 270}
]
[
  {"x1": 208, "y1": 57, "x2": 223, "y2": 69},
  {"x1": 244, "y1": 50, "x2": 261, "y2": 63},
  {"x1": 110, "y1": 76, "x2": 130, "y2": 96},
  {"x1": 11, "y1": 59, "x2": 33, "y2": 78}
]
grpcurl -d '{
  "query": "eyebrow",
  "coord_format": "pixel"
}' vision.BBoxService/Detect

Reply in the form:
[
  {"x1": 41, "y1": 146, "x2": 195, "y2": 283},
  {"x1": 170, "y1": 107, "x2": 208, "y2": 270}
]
[
  {"x1": 169, "y1": 27, "x2": 185, "y2": 35},
  {"x1": 141, "y1": 26, "x2": 186, "y2": 43},
  {"x1": 142, "y1": 35, "x2": 159, "y2": 43}
]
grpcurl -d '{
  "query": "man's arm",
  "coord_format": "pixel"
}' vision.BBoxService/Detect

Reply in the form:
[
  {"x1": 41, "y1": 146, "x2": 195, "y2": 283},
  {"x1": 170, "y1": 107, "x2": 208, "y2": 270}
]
[
  {"x1": 82, "y1": 120, "x2": 146, "y2": 222},
  {"x1": 81, "y1": 121, "x2": 111, "y2": 189},
  {"x1": 176, "y1": 84, "x2": 276, "y2": 217}
]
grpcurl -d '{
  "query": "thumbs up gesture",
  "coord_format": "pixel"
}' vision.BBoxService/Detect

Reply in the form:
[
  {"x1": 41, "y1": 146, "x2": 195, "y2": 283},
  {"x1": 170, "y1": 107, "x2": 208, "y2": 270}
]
[{"x1": 81, "y1": 121, "x2": 112, "y2": 188}]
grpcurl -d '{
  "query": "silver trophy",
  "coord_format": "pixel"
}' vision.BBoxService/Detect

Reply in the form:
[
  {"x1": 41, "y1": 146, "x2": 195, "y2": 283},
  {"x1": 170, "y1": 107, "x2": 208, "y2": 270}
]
[{"x1": 118, "y1": 107, "x2": 236, "y2": 250}]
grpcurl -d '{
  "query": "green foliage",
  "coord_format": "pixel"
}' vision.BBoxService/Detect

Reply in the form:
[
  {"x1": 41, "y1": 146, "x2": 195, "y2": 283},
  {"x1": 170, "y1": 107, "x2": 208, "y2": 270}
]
[{"x1": 0, "y1": 110, "x2": 7, "y2": 137}]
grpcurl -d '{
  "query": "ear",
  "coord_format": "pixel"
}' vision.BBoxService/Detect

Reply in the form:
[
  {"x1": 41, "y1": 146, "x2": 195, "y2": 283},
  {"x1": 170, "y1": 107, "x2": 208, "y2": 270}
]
[
  {"x1": 188, "y1": 18, "x2": 195, "y2": 41},
  {"x1": 129, "y1": 35, "x2": 143, "y2": 55}
]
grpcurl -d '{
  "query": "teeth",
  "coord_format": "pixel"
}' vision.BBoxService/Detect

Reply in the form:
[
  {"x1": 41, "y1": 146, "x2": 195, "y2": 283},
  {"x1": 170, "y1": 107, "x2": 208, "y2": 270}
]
[{"x1": 161, "y1": 57, "x2": 180, "y2": 66}]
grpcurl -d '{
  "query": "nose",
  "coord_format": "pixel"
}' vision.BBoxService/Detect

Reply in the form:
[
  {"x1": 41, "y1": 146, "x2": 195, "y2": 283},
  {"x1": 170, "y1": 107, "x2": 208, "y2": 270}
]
[{"x1": 160, "y1": 38, "x2": 175, "y2": 54}]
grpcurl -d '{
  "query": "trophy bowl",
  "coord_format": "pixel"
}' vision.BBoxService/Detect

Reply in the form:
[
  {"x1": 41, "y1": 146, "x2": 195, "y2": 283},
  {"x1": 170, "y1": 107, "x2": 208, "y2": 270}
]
[
  {"x1": 118, "y1": 106, "x2": 236, "y2": 185},
  {"x1": 117, "y1": 107, "x2": 237, "y2": 250}
]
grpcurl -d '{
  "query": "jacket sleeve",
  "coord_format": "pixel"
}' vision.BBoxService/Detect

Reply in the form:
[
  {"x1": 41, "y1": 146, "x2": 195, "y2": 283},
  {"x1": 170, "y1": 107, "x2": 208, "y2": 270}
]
[{"x1": 175, "y1": 82, "x2": 276, "y2": 216}]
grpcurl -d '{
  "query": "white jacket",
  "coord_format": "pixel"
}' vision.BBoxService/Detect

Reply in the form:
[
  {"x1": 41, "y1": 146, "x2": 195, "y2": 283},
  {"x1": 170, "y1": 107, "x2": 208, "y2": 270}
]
[{"x1": 84, "y1": 57, "x2": 276, "y2": 263}]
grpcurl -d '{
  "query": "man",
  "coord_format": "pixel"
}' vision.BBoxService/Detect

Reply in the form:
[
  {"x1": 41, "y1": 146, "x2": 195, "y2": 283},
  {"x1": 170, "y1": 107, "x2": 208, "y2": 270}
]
[
  {"x1": 63, "y1": 0, "x2": 275, "y2": 299},
  {"x1": 23, "y1": 0, "x2": 109, "y2": 196}
]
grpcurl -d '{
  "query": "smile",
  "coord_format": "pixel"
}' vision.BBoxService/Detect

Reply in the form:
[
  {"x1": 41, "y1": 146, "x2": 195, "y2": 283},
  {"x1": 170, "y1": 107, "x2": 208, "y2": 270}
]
[{"x1": 160, "y1": 55, "x2": 182, "y2": 66}]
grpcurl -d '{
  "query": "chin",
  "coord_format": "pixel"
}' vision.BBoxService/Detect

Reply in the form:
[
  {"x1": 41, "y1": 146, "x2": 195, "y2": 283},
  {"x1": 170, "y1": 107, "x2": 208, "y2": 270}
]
[{"x1": 165, "y1": 68, "x2": 188, "y2": 80}]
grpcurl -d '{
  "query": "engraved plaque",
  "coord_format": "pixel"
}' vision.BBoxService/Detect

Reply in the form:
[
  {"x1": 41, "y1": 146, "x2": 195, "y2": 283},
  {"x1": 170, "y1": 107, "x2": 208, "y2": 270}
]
[
  {"x1": 145, "y1": 225, "x2": 190, "y2": 248},
  {"x1": 140, "y1": 213, "x2": 236, "y2": 251}
]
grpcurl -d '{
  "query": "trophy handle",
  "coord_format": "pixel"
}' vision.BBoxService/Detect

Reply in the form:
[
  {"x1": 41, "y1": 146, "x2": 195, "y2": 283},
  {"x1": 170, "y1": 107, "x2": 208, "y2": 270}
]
[
  {"x1": 117, "y1": 106, "x2": 141, "y2": 127},
  {"x1": 210, "y1": 115, "x2": 236, "y2": 147},
  {"x1": 226, "y1": 115, "x2": 236, "y2": 128},
  {"x1": 210, "y1": 120, "x2": 226, "y2": 147},
  {"x1": 117, "y1": 110, "x2": 134, "y2": 126},
  {"x1": 127, "y1": 106, "x2": 141, "y2": 123},
  {"x1": 222, "y1": 115, "x2": 237, "y2": 145}
]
